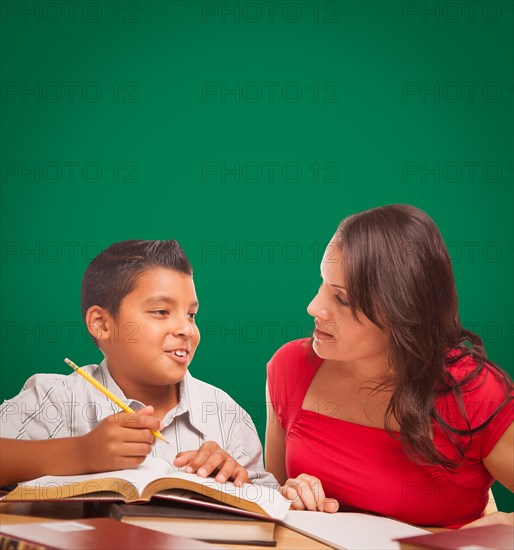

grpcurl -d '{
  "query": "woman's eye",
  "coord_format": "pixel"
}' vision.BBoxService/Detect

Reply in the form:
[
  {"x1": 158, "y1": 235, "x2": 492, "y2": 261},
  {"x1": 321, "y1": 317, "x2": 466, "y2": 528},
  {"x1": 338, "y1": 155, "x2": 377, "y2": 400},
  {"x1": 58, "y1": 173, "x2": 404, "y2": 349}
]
[
  {"x1": 336, "y1": 295, "x2": 350, "y2": 307},
  {"x1": 188, "y1": 312, "x2": 197, "y2": 320}
]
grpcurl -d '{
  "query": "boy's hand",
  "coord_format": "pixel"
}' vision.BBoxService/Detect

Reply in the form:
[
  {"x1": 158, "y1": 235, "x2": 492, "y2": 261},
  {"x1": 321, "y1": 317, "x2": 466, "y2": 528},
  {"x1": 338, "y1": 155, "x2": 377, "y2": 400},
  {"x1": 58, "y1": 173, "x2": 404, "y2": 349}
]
[
  {"x1": 78, "y1": 405, "x2": 163, "y2": 473},
  {"x1": 173, "y1": 440, "x2": 249, "y2": 486},
  {"x1": 279, "y1": 474, "x2": 339, "y2": 512}
]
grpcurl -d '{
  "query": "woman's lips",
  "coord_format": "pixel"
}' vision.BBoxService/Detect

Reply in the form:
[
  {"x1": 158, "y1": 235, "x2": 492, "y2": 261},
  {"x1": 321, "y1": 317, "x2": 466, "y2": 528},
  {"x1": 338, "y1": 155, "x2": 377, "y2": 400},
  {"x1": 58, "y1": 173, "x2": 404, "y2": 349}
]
[{"x1": 313, "y1": 328, "x2": 335, "y2": 341}]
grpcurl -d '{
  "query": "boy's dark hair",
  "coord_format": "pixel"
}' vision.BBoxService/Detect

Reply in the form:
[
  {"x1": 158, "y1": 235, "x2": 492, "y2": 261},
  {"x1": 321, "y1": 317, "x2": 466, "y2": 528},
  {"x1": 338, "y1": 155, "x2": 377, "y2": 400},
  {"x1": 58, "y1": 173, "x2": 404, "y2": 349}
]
[{"x1": 81, "y1": 240, "x2": 192, "y2": 326}]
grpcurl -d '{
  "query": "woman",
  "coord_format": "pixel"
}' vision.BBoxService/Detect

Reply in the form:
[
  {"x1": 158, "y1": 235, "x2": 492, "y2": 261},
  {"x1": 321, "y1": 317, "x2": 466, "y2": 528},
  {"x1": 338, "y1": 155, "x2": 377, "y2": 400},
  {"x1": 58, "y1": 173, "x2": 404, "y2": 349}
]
[{"x1": 265, "y1": 205, "x2": 513, "y2": 528}]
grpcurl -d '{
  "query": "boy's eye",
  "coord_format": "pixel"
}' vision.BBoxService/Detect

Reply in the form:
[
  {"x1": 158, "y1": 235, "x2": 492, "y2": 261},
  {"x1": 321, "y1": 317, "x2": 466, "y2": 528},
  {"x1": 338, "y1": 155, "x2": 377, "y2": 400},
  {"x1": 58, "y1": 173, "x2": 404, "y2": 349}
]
[
  {"x1": 152, "y1": 309, "x2": 169, "y2": 316},
  {"x1": 188, "y1": 312, "x2": 197, "y2": 320},
  {"x1": 335, "y1": 295, "x2": 350, "y2": 307}
]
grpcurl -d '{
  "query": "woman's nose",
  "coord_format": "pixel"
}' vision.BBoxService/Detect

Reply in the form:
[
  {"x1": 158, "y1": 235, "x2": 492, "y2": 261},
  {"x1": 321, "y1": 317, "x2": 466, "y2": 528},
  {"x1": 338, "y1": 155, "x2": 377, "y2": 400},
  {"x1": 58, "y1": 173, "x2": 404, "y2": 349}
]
[{"x1": 307, "y1": 291, "x2": 328, "y2": 320}]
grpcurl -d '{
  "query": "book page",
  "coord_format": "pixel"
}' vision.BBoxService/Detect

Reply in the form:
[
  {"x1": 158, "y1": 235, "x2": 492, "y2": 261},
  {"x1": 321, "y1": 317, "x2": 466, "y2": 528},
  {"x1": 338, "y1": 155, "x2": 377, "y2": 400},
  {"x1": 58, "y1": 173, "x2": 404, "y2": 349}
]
[
  {"x1": 151, "y1": 474, "x2": 291, "y2": 520},
  {"x1": 282, "y1": 511, "x2": 429, "y2": 550},
  {"x1": 7, "y1": 457, "x2": 173, "y2": 499}
]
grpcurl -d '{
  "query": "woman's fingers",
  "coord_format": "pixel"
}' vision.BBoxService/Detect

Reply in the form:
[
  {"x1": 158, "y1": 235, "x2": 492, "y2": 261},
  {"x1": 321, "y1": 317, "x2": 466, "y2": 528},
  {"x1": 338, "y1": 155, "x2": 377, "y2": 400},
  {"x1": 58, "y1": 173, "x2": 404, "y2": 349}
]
[
  {"x1": 281, "y1": 475, "x2": 331, "y2": 511},
  {"x1": 322, "y1": 498, "x2": 340, "y2": 513}
]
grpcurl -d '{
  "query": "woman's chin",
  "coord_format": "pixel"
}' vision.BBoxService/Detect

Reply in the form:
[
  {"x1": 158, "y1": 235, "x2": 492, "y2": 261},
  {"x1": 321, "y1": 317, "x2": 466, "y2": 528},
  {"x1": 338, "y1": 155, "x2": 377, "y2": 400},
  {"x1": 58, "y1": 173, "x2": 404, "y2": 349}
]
[{"x1": 312, "y1": 339, "x2": 337, "y2": 359}]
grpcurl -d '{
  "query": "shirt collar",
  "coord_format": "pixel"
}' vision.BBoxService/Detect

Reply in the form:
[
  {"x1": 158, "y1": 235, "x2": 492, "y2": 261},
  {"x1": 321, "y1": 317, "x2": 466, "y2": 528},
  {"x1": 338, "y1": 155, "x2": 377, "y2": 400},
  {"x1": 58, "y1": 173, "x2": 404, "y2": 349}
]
[
  {"x1": 98, "y1": 360, "x2": 210, "y2": 438},
  {"x1": 97, "y1": 359, "x2": 142, "y2": 410}
]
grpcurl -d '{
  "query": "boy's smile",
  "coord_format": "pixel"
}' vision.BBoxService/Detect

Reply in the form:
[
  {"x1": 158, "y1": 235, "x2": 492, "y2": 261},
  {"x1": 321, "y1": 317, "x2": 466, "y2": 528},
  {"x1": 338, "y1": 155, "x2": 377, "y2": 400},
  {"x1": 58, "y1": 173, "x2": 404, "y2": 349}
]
[{"x1": 97, "y1": 267, "x2": 200, "y2": 408}]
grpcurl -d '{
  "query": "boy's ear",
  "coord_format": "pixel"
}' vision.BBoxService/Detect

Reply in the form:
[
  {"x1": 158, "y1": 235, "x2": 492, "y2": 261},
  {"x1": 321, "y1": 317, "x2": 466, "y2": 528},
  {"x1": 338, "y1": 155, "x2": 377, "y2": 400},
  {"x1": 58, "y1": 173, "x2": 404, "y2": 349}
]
[{"x1": 85, "y1": 306, "x2": 113, "y2": 343}]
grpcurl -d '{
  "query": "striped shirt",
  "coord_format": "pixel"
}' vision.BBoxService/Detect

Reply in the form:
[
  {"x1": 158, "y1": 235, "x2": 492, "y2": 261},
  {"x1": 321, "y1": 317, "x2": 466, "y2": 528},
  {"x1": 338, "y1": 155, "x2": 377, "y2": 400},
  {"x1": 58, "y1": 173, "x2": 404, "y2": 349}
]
[{"x1": 0, "y1": 361, "x2": 277, "y2": 488}]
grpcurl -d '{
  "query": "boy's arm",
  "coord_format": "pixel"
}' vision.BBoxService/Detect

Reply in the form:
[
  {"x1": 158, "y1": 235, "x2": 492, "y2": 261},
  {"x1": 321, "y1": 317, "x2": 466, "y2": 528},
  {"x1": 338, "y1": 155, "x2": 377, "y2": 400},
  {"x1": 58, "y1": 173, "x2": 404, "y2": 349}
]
[
  {"x1": 0, "y1": 407, "x2": 162, "y2": 486},
  {"x1": 0, "y1": 437, "x2": 86, "y2": 485}
]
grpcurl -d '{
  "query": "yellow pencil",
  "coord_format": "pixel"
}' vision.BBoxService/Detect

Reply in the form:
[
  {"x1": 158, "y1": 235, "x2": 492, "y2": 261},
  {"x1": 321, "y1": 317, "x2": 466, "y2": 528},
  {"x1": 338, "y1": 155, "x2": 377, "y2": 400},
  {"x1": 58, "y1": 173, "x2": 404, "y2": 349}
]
[{"x1": 64, "y1": 357, "x2": 169, "y2": 444}]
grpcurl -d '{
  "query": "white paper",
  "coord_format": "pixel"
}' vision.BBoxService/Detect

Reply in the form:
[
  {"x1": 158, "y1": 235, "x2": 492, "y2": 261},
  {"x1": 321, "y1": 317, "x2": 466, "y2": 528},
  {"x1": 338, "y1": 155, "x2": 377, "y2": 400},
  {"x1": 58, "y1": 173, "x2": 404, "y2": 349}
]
[{"x1": 282, "y1": 511, "x2": 429, "y2": 550}]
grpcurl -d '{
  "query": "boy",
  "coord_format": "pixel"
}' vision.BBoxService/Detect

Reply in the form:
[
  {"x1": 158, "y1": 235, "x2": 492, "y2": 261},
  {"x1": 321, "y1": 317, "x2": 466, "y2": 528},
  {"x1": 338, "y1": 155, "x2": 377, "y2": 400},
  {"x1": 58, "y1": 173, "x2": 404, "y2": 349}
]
[{"x1": 0, "y1": 240, "x2": 276, "y2": 489}]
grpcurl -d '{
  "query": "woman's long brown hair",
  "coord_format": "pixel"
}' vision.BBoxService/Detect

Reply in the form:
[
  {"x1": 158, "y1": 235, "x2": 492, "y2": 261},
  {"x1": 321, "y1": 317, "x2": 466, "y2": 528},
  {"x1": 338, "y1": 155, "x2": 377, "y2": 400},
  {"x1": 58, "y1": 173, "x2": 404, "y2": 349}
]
[{"x1": 336, "y1": 204, "x2": 512, "y2": 469}]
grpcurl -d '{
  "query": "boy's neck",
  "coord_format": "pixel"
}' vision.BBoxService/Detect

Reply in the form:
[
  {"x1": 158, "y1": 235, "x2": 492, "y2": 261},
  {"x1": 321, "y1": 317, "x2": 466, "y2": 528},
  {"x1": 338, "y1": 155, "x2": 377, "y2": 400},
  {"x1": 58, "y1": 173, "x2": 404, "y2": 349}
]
[
  {"x1": 133, "y1": 384, "x2": 179, "y2": 419},
  {"x1": 106, "y1": 366, "x2": 180, "y2": 417}
]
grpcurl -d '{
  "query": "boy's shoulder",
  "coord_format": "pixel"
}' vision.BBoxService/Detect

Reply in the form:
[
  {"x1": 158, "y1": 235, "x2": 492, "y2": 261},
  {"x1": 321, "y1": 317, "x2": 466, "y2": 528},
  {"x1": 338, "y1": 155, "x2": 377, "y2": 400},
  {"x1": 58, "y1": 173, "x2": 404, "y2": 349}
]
[
  {"x1": 0, "y1": 364, "x2": 104, "y2": 440},
  {"x1": 5, "y1": 364, "x2": 103, "y2": 402}
]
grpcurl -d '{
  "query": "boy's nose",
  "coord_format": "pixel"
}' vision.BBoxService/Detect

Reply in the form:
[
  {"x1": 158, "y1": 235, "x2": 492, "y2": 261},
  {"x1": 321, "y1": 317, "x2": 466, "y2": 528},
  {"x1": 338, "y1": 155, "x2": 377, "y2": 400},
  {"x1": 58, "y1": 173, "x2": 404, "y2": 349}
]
[{"x1": 172, "y1": 318, "x2": 194, "y2": 338}]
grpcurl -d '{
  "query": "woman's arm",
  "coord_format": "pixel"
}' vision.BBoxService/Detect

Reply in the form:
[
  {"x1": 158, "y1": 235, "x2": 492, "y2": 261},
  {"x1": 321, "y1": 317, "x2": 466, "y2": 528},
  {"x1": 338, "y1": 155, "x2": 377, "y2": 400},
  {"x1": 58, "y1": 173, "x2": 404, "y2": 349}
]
[
  {"x1": 461, "y1": 422, "x2": 514, "y2": 528},
  {"x1": 483, "y1": 422, "x2": 514, "y2": 491},
  {"x1": 265, "y1": 380, "x2": 339, "y2": 512},
  {"x1": 265, "y1": 382, "x2": 288, "y2": 485}
]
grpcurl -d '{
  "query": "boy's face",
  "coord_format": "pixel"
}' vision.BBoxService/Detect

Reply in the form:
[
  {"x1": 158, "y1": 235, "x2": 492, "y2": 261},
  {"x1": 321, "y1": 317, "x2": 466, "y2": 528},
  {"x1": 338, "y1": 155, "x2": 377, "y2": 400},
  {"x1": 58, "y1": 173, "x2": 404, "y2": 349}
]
[{"x1": 101, "y1": 267, "x2": 200, "y2": 388}]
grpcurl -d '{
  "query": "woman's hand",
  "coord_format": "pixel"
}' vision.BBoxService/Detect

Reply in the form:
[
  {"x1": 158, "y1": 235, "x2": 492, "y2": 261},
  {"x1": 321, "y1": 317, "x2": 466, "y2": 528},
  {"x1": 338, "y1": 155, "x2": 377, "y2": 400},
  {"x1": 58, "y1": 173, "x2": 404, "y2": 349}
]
[
  {"x1": 460, "y1": 511, "x2": 514, "y2": 529},
  {"x1": 279, "y1": 474, "x2": 339, "y2": 512},
  {"x1": 173, "y1": 440, "x2": 249, "y2": 486}
]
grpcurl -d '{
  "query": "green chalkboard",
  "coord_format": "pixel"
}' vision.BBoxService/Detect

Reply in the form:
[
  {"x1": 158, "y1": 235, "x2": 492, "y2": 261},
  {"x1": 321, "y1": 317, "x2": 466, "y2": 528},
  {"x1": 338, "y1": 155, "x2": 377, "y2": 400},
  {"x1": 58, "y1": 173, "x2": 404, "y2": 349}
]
[{"x1": 1, "y1": 0, "x2": 512, "y2": 512}]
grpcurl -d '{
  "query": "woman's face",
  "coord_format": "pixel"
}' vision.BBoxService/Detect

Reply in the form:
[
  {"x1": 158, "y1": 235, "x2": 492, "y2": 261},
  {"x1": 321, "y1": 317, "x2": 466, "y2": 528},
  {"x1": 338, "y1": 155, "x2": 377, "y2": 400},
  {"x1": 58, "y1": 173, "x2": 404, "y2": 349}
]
[{"x1": 307, "y1": 238, "x2": 390, "y2": 365}]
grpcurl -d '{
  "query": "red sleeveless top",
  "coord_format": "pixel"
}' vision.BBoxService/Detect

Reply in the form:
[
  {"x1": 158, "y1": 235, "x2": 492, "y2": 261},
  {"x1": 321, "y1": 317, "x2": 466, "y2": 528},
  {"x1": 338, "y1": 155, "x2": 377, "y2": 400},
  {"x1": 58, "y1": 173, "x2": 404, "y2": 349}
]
[{"x1": 267, "y1": 339, "x2": 513, "y2": 528}]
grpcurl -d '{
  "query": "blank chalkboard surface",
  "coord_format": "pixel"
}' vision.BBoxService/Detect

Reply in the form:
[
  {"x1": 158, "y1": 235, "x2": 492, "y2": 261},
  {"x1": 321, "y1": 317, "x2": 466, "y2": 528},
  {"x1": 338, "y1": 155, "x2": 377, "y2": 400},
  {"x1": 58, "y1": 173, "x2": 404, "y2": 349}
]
[{"x1": 1, "y1": 0, "x2": 512, "y2": 513}]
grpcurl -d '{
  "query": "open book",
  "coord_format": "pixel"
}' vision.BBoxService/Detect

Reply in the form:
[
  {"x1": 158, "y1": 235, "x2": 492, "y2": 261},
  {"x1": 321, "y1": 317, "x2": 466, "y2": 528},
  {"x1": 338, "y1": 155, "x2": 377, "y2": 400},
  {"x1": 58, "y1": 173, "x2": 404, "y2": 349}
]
[{"x1": 1, "y1": 457, "x2": 290, "y2": 521}]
